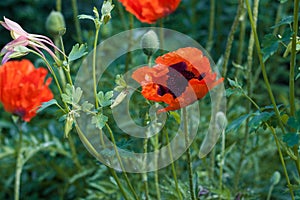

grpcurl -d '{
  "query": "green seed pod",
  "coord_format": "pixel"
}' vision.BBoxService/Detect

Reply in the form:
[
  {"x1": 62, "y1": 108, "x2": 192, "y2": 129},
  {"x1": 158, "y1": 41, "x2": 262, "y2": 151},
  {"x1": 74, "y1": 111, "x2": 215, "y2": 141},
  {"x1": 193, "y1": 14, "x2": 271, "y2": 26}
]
[
  {"x1": 46, "y1": 11, "x2": 66, "y2": 37},
  {"x1": 141, "y1": 30, "x2": 160, "y2": 56}
]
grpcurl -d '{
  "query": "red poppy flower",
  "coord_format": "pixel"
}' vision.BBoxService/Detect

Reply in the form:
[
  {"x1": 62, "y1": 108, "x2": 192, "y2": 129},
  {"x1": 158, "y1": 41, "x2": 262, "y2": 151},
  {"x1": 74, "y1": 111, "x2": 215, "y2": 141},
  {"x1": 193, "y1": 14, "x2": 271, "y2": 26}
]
[
  {"x1": 0, "y1": 59, "x2": 53, "y2": 122},
  {"x1": 132, "y1": 47, "x2": 224, "y2": 113},
  {"x1": 119, "y1": 0, "x2": 180, "y2": 24}
]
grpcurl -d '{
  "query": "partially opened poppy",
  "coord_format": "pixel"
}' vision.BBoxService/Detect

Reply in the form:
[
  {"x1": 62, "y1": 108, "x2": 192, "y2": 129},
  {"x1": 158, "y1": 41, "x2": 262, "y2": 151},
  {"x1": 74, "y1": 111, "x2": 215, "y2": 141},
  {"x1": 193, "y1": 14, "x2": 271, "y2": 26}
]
[
  {"x1": 132, "y1": 47, "x2": 224, "y2": 113},
  {"x1": 0, "y1": 59, "x2": 53, "y2": 122},
  {"x1": 119, "y1": 0, "x2": 180, "y2": 24}
]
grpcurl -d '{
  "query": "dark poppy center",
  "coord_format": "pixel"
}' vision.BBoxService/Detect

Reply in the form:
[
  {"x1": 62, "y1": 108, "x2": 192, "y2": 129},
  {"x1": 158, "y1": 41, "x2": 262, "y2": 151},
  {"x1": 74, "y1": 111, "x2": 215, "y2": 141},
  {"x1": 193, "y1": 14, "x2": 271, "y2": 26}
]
[{"x1": 157, "y1": 62, "x2": 206, "y2": 98}]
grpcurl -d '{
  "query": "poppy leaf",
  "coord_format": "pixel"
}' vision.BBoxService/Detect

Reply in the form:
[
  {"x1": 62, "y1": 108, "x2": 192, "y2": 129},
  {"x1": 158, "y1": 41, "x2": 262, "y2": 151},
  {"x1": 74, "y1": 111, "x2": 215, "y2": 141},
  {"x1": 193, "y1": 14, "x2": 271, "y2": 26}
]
[
  {"x1": 81, "y1": 101, "x2": 94, "y2": 113},
  {"x1": 68, "y1": 43, "x2": 88, "y2": 62},
  {"x1": 271, "y1": 16, "x2": 293, "y2": 29},
  {"x1": 248, "y1": 111, "x2": 274, "y2": 132},
  {"x1": 97, "y1": 91, "x2": 113, "y2": 107},
  {"x1": 283, "y1": 133, "x2": 299, "y2": 147},
  {"x1": 92, "y1": 114, "x2": 108, "y2": 130}
]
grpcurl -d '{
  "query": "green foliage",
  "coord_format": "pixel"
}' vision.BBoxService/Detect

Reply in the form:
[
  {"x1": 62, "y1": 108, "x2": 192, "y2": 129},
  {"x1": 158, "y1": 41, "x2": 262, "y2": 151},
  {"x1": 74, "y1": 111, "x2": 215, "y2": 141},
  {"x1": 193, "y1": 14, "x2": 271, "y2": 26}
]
[
  {"x1": 68, "y1": 43, "x2": 88, "y2": 62},
  {"x1": 91, "y1": 113, "x2": 108, "y2": 130},
  {"x1": 97, "y1": 91, "x2": 113, "y2": 107}
]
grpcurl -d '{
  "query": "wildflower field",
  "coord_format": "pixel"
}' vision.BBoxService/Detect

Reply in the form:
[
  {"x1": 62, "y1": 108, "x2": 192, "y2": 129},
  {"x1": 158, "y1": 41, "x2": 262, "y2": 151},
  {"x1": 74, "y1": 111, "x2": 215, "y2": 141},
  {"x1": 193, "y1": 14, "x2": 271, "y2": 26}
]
[{"x1": 0, "y1": 0, "x2": 300, "y2": 199}]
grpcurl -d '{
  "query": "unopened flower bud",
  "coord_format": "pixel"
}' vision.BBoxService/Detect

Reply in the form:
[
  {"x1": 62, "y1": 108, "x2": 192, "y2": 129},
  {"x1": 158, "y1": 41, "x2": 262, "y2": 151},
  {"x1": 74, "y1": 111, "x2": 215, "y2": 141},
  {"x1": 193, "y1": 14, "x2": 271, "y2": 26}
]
[
  {"x1": 141, "y1": 30, "x2": 159, "y2": 56},
  {"x1": 46, "y1": 11, "x2": 66, "y2": 37}
]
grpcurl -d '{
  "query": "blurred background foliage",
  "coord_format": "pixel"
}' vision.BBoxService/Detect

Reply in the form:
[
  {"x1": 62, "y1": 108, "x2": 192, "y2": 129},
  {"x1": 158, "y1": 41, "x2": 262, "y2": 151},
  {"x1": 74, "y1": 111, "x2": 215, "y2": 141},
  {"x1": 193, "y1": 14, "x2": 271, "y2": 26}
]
[{"x1": 0, "y1": 0, "x2": 299, "y2": 199}]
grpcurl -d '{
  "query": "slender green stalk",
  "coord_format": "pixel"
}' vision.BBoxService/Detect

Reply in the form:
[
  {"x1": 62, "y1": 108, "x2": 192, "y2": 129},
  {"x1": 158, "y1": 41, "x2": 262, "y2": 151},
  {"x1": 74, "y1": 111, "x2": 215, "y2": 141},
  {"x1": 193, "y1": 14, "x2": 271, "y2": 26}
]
[
  {"x1": 159, "y1": 19, "x2": 164, "y2": 54},
  {"x1": 105, "y1": 124, "x2": 140, "y2": 200},
  {"x1": 218, "y1": 128, "x2": 225, "y2": 200},
  {"x1": 245, "y1": 0, "x2": 285, "y2": 132},
  {"x1": 234, "y1": 0, "x2": 258, "y2": 190},
  {"x1": 236, "y1": 5, "x2": 246, "y2": 65},
  {"x1": 14, "y1": 124, "x2": 23, "y2": 200},
  {"x1": 269, "y1": 127, "x2": 295, "y2": 200},
  {"x1": 67, "y1": 134, "x2": 81, "y2": 169},
  {"x1": 71, "y1": 0, "x2": 82, "y2": 43},
  {"x1": 125, "y1": 14, "x2": 134, "y2": 73},
  {"x1": 154, "y1": 133, "x2": 161, "y2": 200},
  {"x1": 56, "y1": 0, "x2": 61, "y2": 12},
  {"x1": 117, "y1": 1, "x2": 128, "y2": 30},
  {"x1": 290, "y1": 0, "x2": 300, "y2": 180},
  {"x1": 222, "y1": 0, "x2": 244, "y2": 77},
  {"x1": 143, "y1": 136, "x2": 149, "y2": 200},
  {"x1": 53, "y1": 37, "x2": 67, "y2": 89},
  {"x1": 183, "y1": 108, "x2": 195, "y2": 200},
  {"x1": 289, "y1": 0, "x2": 299, "y2": 117},
  {"x1": 59, "y1": 36, "x2": 73, "y2": 85},
  {"x1": 190, "y1": 0, "x2": 198, "y2": 36},
  {"x1": 74, "y1": 125, "x2": 130, "y2": 200},
  {"x1": 93, "y1": 28, "x2": 100, "y2": 108},
  {"x1": 164, "y1": 128, "x2": 182, "y2": 200},
  {"x1": 273, "y1": 3, "x2": 283, "y2": 35},
  {"x1": 206, "y1": 0, "x2": 215, "y2": 52}
]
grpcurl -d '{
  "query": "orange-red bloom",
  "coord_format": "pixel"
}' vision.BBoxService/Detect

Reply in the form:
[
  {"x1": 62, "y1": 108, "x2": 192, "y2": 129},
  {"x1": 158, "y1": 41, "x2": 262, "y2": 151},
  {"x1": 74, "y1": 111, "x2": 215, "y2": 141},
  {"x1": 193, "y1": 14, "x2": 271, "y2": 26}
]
[
  {"x1": 119, "y1": 0, "x2": 180, "y2": 24},
  {"x1": 0, "y1": 59, "x2": 53, "y2": 122},
  {"x1": 132, "y1": 47, "x2": 224, "y2": 113}
]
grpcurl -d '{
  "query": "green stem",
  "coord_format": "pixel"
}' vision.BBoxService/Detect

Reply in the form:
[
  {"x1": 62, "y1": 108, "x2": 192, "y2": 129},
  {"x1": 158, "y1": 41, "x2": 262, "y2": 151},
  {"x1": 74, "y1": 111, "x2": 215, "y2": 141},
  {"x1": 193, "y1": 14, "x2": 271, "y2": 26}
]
[
  {"x1": 290, "y1": 0, "x2": 300, "y2": 175},
  {"x1": 270, "y1": 127, "x2": 295, "y2": 200},
  {"x1": 164, "y1": 128, "x2": 182, "y2": 200},
  {"x1": 56, "y1": 0, "x2": 61, "y2": 12},
  {"x1": 234, "y1": 0, "x2": 258, "y2": 190},
  {"x1": 54, "y1": 37, "x2": 67, "y2": 89},
  {"x1": 206, "y1": 0, "x2": 215, "y2": 52},
  {"x1": 67, "y1": 134, "x2": 81, "y2": 169},
  {"x1": 14, "y1": 124, "x2": 23, "y2": 200},
  {"x1": 183, "y1": 108, "x2": 195, "y2": 200},
  {"x1": 93, "y1": 28, "x2": 100, "y2": 108},
  {"x1": 143, "y1": 136, "x2": 149, "y2": 200},
  {"x1": 218, "y1": 128, "x2": 225, "y2": 200},
  {"x1": 59, "y1": 36, "x2": 73, "y2": 85},
  {"x1": 125, "y1": 14, "x2": 134, "y2": 73},
  {"x1": 159, "y1": 19, "x2": 164, "y2": 54},
  {"x1": 71, "y1": 0, "x2": 82, "y2": 43},
  {"x1": 289, "y1": 0, "x2": 299, "y2": 117},
  {"x1": 74, "y1": 124, "x2": 130, "y2": 200},
  {"x1": 222, "y1": 0, "x2": 244, "y2": 77},
  {"x1": 154, "y1": 133, "x2": 161, "y2": 200},
  {"x1": 105, "y1": 124, "x2": 140, "y2": 200},
  {"x1": 245, "y1": 0, "x2": 285, "y2": 132}
]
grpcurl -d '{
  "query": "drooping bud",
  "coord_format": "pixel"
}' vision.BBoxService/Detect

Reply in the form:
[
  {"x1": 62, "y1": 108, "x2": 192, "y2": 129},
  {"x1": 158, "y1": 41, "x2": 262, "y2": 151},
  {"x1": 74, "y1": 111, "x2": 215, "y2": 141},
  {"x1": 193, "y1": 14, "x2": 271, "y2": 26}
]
[
  {"x1": 46, "y1": 11, "x2": 66, "y2": 37},
  {"x1": 141, "y1": 30, "x2": 159, "y2": 56}
]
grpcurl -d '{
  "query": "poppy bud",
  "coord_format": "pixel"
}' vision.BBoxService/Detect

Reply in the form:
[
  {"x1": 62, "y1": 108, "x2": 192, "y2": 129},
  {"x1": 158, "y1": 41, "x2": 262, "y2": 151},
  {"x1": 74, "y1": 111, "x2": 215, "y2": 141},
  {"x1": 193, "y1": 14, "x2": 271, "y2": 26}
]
[
  {"x1": 141, "y1": 30, "x2": 159, "y2": 56},
  {"x1": 46, "y1": 11, "x2": 66, "y2": 37}
]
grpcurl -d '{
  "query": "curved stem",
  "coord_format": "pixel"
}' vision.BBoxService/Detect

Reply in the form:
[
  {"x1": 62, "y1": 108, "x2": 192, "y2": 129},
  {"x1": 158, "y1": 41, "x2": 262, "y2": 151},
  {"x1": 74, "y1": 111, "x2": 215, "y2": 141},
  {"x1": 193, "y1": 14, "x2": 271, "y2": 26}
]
[
  {"x1": 74, "y1": 124, "x2": 130, "y2": 200},
  {"x1": 222, "y1": 0, "x2": 244, "y2": 77},
  {"x1": 105, "y1": 124, "x2": 140, "y2": 200},
  {"x1": 164, "y1": 128, "x2": 182, "y2": 200},
  {"x1": 183, "y1": 108, "x2": 195, "y2": 200},
  {"x1": 245, "y1": 0, "x2": 285, "y2": 132}
]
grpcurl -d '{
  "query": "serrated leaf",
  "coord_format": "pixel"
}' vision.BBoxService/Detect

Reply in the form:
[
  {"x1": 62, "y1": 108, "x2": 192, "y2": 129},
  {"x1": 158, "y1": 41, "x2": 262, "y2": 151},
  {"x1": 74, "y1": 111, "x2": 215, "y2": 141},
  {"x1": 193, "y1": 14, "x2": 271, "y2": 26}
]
[
  {"x1": 287, "y1": 116, "x2": 300, "y2": 130},
  {"x1": 283, "y1": 133, "x2": 299, "y2": 147},
  {"x1": 271, "y1": 16, "x2": 293, "y2": 29},
  {"x1": 92, "y1": 114, "x2": 108, "y2": 130},
  {"x1": 73, "y1": 87, "x2": 83, "y2": 104},
  {"x1": 226, "y1": 113, "x2": 251, "y2": 132},
  {"x1": 61, "y1": 84, "x2": 83, "y2": 105},
  {"x1": 262, "y1": 34, "x2": 279, "y2": 62},
  {"x1": 97, "y1": 91, "x2": 113, "y2": 107},
  {"x1": 82, "y1": 101, "x2": 94, "y2": 112},
  {"x1": 68, "y1": 43, "x2": 88, "y2": 62},
  {"x1": 37, "y1": 99, "x2": 58, "y2": 113}
]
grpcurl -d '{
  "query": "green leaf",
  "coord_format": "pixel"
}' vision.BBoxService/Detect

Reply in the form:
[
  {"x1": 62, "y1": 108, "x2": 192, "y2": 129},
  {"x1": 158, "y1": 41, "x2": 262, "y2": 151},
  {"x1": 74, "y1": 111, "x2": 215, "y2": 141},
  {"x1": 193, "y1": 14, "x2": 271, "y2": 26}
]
[
  {"x1": 287, "y1": 113, "x2": 300, "y2": 130},
  {"x1": 227, "y1": 78, "x2": 242, "y2": 88},
  {"x1": 262, "y1": 34, "x2": 279, "y2": 62},
  {"x1": 61, "y1": 84, "x2": 83, "y2": 105},
  {"x1": 97, "y1": 91, "x2": 113, "y2": 107},
  {"x1": 114, "y1": 74, "x2": 127, "y2": 92},
  {"x1": 248, "y1": 111, "x2": 274, "y2": 130},
  {"x1": 283, "y1": 133, "x2": 299, "y2": 147},
  {"x1": 68, "y1": 43, "x2": 88, "y2": 62},
  {"x1": 226, "y1": 88, "x2": 243, "y2": 97},
  {"x1": 92, "y1": 114, "x2": 108, "y2": 130},
  {"x1": 37, "y1": 99, "x2": 58, "y2": 113},
  {"x1": 271, "y1": 16, "x2": 293, "y2": 29},
  {"x1": 279, "y1": 0, "x2": 288, "y2": 3},
  {"x1": 226, "y1": 113, "x2": 251, "y2": 132},
  {"x1": 82, "y1": 101, "x2": 94, "y2": 113}
]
